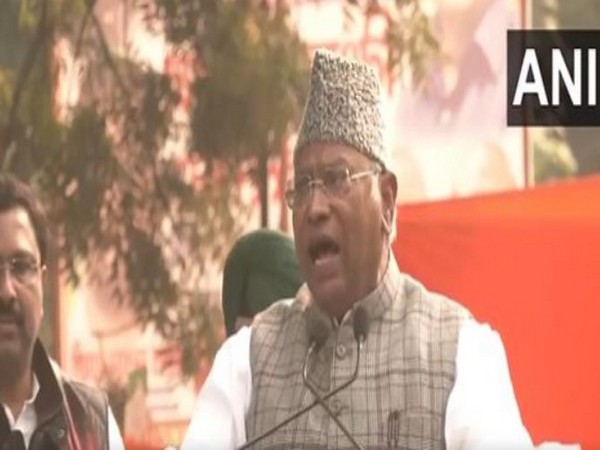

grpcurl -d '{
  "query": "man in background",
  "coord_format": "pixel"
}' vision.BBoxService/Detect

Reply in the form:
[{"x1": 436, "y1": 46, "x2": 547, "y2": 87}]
[
  {"x1": 221, "y1": 229, "x2": 302, "y2": 336},
  {"x1": 0, "y1": 173, "x2": 124, "y2": 450}
]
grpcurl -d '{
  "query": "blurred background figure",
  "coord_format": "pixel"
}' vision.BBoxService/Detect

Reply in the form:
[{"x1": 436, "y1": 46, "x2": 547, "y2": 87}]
[{"x1": 222, "y1": 229, "x2": 303, "y2": 337}]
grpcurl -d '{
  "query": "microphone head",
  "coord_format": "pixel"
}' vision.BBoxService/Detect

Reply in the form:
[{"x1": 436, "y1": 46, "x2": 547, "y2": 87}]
[
  {"x1": 307, "y1": 311, "x2": 331, "y2": 348},
  {"x1": 353, "y1": 306, "x2": 370, "y2": 343}
]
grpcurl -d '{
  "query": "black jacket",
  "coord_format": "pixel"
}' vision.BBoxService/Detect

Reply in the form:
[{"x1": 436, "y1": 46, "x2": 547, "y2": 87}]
[{"x1": 0, "y1": 341, "x2": 109, "y2": 450}]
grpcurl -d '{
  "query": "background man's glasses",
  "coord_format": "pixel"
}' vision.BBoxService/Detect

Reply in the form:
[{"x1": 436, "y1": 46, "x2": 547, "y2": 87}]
[
  {"x1": 0, "y1": 257, "x2": 44, "y2": 284},
  {"x1": 285, "y1": 165, "x2": 381, "y2": 209}
]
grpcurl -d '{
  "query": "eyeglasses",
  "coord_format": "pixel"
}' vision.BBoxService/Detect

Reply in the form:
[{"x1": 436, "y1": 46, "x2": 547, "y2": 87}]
[
  {"x1": 285, "y1": 165, "x2": 381, "y2": 209},
  {"x1": 0, "y1": 257, "x2": 44, "y2": 284}
]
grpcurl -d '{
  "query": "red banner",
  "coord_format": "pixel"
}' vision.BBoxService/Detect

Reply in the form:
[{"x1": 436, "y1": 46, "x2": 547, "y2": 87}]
[{"x1": 393, "y1": 175, "x2": 600, "y2": 448}]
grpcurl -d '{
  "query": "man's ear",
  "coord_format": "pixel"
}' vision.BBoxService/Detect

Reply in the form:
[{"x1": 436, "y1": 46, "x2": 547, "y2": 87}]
[
  {"x1": 40, "y1": 265, "x2": 48, "y2": 316},
  {"x1": 380, "y1": 170, "x2": 398, "y2": 220}
]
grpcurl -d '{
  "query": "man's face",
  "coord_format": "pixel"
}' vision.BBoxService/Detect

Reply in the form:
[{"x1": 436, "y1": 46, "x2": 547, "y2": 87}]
[
  {"x1": 292, "y1": 143, "x2": 395, "y2": 318},
  {"x1": 0, "y1": 207, "x2": 44, "y2": 372}
]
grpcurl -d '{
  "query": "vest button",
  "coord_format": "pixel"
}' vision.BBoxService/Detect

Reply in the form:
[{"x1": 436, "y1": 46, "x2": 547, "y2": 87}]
[
  {"x1": 330, "y1": 398, "x2": 343, "y2": 416},
  {"x1": 335, "y1": 344, "x2": 347, "y2": 359},
  {"x1": 54, "y1": 428, "x2": 66, "y2": 440}
]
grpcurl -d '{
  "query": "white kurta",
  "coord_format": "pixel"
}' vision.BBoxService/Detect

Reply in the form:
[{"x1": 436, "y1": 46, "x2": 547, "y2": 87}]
[{"x1": 180, "y1": 319, "x2": 534, "y2": 450}]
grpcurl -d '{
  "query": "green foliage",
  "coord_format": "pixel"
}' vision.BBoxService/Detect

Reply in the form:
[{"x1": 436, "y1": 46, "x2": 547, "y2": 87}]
[
  {"x1": 533, "y1": 128, "x2": 578, "y2": 184},
  {"x1": 344, "y1": 0, "x2": 440, "y2": 85},
  {"x1": 40, "y1": 54, "x2": 248, "y2": 373},
  {"x1": 0, "y1": 0, "x2": 443, "y2": 378},
  {"x1": 532, "y1": 0, "x2": 600, "y2": 176},
  {"x1": 556, "y1": 0, "x2": 600, "y2": 176},
  {"x1": 188, "y1": 1, "x2": 309, "y2": 162},
  {"x1": 0, "y1": 0, "x2": 29, "y2": 70},
  {"x1": 143, "y1": 0, "x2": 310, "y2": 227},
  {"x1": 557, "y1": 0, "x2": 600, "y2": 28},
  {"x1": 0, "y1": 71, "x2": 13, "y2": 124},
  {"x1": 0, "y1": 0, "x2": 248, "y2": 377},
  {"x1": 127, "y1": 367, "x2": 147, "y2": 396}
]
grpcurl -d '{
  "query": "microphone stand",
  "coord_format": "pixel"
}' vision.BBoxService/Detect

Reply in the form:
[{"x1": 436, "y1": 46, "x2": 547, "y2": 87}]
[
  {"x1": 237, "y1": 337, "x2": 363, "y2": 450},
  {"x1": 302, "y1": 341, "x2": 365, "y2": 450}
]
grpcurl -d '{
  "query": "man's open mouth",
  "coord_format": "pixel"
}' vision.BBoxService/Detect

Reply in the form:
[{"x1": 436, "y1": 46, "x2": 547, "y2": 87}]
[{"x1": 308, "y1": 236, "x2": 341, "y2": 265}]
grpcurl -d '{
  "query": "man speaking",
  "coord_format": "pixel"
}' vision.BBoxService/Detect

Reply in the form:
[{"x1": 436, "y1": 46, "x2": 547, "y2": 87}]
[{"x1": 181, "y1": 49, "x2": 533, "y2": 449}]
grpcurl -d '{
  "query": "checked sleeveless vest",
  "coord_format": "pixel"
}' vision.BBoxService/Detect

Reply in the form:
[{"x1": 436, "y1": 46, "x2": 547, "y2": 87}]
[{"x1": 246, "y1": 258, "x2": 471, "y2": 449}]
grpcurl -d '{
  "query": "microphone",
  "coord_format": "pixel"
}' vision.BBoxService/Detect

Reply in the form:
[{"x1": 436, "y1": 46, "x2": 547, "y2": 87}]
[
  {"x1": 238, "y1": 306, "x2": 370, "y2": 450},
  {"x1": 302, "y1": 307, "x2": 369, "y2": 450}
]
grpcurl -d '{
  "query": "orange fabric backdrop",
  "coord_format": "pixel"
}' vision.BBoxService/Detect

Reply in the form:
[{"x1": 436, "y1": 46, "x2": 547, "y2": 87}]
[{"x1": 393, "y1": 175, "x2": 600, "y2": 449}]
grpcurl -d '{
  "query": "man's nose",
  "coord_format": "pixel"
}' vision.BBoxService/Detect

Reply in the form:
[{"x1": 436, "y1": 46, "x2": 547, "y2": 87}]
[
  {"x1": 306, "y1": 183, "x2": 331, "y2": 223},
  {"x1": 0, "y1": 268, "x2": 17, "y2": 300}
]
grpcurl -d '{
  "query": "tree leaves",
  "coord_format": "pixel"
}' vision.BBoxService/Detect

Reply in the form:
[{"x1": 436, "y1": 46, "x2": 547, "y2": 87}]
[
  {"x1": 0, "y1": 0, "x2": 443, "y2": 378},
  {"x1": 187, "y1": 1, "x2": 309, "y2": 165},
  {"x1": 345, "y1": 0, "x2": 439, "y2": 87},
  {"x1": 0, "y1": 0, "x2": 250, "y2": 377}
]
